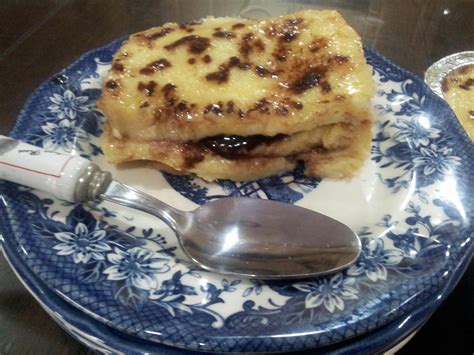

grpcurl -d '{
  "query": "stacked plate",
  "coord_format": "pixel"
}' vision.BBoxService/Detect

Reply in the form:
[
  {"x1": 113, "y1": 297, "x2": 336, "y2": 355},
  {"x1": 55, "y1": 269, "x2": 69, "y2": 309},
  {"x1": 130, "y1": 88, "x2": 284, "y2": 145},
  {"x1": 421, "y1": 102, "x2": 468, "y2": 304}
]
[{"x1": 0, "y1": 38, "x2": 472, "y2": 354}]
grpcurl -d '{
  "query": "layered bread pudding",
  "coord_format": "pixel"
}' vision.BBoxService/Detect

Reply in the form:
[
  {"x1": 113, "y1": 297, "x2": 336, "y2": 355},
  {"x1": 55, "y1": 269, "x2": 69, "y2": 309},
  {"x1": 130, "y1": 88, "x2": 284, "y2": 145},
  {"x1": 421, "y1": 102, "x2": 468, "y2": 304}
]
[
  {"x1": 441, "y1": 64, "x2": 474, "y2": 141},
  {"x1": 98, "y1": 10, "x2": 375, "y2": 181}
]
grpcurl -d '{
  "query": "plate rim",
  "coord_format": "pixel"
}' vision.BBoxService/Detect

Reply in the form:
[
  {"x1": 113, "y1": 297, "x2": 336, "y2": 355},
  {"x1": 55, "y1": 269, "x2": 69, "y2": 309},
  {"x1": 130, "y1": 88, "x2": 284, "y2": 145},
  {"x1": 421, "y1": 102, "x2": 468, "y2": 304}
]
[{"x1": 2, "y1": 229, "x2": 471, "y2": 354}]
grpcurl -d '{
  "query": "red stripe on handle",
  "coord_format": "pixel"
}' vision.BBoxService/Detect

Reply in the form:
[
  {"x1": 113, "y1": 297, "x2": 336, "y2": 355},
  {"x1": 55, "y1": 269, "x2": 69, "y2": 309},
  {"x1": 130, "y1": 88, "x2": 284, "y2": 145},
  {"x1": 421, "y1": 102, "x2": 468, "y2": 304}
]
[{"x1": 0, "y1": 160, "x2": 62, "y2": 178}]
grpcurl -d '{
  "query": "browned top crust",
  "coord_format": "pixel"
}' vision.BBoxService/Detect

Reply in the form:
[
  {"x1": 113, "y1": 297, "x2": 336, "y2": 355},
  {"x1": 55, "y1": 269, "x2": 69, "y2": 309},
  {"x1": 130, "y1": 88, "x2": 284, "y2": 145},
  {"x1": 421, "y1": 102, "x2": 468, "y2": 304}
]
[{"x1": 98, "y1": 10, "x2": 375, "y2": 142}]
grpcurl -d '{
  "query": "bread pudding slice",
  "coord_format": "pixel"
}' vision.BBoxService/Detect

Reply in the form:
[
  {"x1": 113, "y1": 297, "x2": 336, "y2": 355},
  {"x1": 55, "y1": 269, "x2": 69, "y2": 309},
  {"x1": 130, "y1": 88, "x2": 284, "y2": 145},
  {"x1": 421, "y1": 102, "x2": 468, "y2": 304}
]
[{"x1": 98, "y1": 10, "x2": 375, "y2": 181}]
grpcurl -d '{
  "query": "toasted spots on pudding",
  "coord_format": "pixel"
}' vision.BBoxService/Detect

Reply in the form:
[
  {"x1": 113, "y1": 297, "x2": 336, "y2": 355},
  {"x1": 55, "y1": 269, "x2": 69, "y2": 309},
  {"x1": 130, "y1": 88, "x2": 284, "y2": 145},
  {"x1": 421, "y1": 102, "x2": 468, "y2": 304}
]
[
  {"x1": 139, "y1": 58, "x2": 171, "y2": 74},
  {"x1": 293, "y1": 101, "x2": 303, "y2": 110},
  {"x1": 459, "y1": 78, "x2": 474, "y2": 90},
  {"x1": 279, "y1": 17, "x2": 304, "y2": 42},
  {"x1": 205, "y1": 69, "x2": 229, "y2": 83},
  {"x1": 255, "y1": 65, "x2": 275, "y2": 77},
  {"x1": 205, "y1": 56, "x2": 251, "y2": 83},
  {"x1": 213, "y1": 31, "x2": 236, "y2": 38},
  {"x1": 204, "y1": 62, "x2": 235, "y2": 82},
  {"x1": 137, "y1": 81, "x2": 157, "y2": 96},
  {"x1": 134, "y1": 27, "x2": 175, "y2": 47},
  {"x1": 239, "y1": 32, "x2": 265, "y2": 58},
  {"x1": 203, "y1": 102, "x2": 224, "y2": 115},
  {"x1": 232, "y1": 23, "x2": 246, "y2": 29},
  {"x1": 239, "y1": 32, "x2": 253, "y2": 57},
  {"x1": 161, "y1": 82, "x2": 176, "y2": 94},
  {"x1": 146, "y1": 27, "x2": 174, "y2": 39},
  {"x1": 309, "y1": 37, "x2": 328, "y2": 52},
  {"x1": 226, "y1": 100, "x2": 235, "y2": 113},
  {"x1": 332, "y1": 55, "x2": 349, "y2": 64},
  {"x1": 112, "y1": 62, "x2": 124, "y2": 72},
  {"x1": 104, "y1": 79, "x2": 122, "y2": 97},
  {"x1": 202, "y1": 54, "x2": 212, "y2": 63},
  {"x1": 290, "y1": 67, "x2": 329, "y2": 94},
  {"x1": 105, "y1": 79, "x2": 119, "y2": 90},
  {"x1": 164, "y1": 35, "x2": 210, "y2": 53},
  {"x1": 178, "y1": 20, "x2": 202, "y2": 32},
  {"x1": 179, "y1": 23, "x2": 197, "y2": 33},
  {"x1": 267, "y1": 17, "x2": 305, "y2": 62},
  {"x1": 98, "y1": 10, "x2": 375, "y2": 180},
  {"x1": 255, "y1": 65, "x2": 269, "y2": 77}
]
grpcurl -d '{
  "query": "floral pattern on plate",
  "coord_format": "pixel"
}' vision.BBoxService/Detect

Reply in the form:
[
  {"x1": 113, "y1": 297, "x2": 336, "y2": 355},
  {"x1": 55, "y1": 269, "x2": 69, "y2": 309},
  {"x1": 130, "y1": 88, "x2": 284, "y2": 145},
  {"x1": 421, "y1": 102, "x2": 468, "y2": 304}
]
[{"x1": 2, "y1": 40, "x2": 472, "y2": 352}]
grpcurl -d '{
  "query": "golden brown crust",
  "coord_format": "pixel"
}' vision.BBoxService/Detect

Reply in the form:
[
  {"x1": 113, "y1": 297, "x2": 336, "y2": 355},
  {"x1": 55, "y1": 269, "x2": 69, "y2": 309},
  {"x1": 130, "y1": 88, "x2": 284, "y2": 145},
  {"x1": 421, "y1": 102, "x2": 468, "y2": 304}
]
[{"x1": 97, "y1": 10, "x2": 375, "y2": 142}]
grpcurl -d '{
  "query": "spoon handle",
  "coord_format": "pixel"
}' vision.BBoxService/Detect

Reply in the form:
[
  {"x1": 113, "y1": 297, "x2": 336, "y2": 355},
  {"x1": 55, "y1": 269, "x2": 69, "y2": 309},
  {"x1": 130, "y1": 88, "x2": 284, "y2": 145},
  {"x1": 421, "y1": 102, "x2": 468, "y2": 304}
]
[
  {"x1": 0, "y1": 135, "x2": 111, "y2": 202},
  {"x1": 100, "y1": 180, "x2": 184, "y2": 231},
  {"x1": 0, "y1": 135, "x2": 184, "y2": 228}
]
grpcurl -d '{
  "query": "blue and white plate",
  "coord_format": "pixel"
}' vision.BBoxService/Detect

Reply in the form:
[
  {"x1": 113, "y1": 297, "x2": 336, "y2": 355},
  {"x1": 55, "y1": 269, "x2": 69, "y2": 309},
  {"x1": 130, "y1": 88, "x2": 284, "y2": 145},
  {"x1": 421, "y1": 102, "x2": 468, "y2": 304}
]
[
  {"x1": 4, "y1": 215, "x2": 471, "y2": 355},
  {"x1": 0, "y1": 38, "x2": 472, "y2": 352}
]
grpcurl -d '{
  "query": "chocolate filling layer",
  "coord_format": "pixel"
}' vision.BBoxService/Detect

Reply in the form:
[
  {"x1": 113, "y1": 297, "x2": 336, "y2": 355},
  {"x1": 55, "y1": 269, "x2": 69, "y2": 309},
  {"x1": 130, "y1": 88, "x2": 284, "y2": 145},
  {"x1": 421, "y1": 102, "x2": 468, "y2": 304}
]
[{"x1": 198, "y1": 134, "x2": 288, "y2": 158}]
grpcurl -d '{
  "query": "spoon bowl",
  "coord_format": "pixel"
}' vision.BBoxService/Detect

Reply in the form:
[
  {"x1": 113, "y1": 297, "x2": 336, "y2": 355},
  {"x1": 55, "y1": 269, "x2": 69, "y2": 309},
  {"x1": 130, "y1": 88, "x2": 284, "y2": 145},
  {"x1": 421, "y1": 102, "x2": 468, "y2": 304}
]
[{"x1": 102, "y1": 181, "x2": 361, "y2": 279}]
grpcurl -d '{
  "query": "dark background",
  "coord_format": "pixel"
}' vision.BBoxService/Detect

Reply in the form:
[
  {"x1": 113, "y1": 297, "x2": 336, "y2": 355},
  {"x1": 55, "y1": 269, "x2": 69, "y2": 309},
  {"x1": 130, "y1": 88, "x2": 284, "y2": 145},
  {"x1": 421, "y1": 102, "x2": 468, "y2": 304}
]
[{"x1": 0, "y1": 1, "x2": 472, "y2": 353}]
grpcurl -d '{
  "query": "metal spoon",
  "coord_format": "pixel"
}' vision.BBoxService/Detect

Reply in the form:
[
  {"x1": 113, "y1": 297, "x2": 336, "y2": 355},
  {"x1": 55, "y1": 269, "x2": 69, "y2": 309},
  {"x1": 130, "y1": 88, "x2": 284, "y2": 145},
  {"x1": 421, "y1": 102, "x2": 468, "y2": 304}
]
[{"x1": 0, "y1": 136, "x2": 361, "y2": 279}]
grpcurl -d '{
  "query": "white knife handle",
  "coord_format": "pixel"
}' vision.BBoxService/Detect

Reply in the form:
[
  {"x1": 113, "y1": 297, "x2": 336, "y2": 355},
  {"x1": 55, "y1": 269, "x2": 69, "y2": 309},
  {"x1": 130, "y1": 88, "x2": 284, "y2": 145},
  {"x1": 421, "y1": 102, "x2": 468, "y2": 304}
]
[{"x1": 0, "y1": 136, "x2": 111, "y2": 202}]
